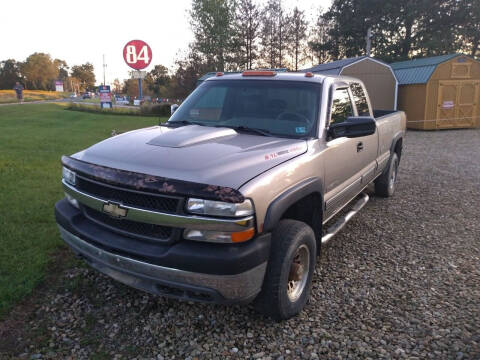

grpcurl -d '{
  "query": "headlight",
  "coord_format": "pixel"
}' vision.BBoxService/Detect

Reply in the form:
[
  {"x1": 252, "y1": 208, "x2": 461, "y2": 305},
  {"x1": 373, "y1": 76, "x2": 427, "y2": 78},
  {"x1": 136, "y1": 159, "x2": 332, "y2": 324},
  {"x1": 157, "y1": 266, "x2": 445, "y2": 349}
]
[
  {"x1": 186, "y1": 198, "x2": 253, "y2": 217},
  {"x1": 62, "y1": 166, "x2": 76, "y2": 185}
]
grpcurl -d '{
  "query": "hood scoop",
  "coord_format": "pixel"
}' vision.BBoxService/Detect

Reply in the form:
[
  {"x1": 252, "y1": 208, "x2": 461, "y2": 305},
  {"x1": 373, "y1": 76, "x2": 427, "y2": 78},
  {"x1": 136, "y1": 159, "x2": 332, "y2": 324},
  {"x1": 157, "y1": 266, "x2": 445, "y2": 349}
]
[{"x1": 147, "y1": 125, "x2": 237, "y2": 148}]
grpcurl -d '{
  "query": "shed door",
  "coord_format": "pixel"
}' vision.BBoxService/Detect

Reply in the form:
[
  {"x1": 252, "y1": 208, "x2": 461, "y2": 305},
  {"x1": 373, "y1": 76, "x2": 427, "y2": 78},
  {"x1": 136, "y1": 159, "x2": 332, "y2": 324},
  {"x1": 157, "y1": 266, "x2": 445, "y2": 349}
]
[{"x1": 437, "y1": 81, "x2": 479, "y2": 129}]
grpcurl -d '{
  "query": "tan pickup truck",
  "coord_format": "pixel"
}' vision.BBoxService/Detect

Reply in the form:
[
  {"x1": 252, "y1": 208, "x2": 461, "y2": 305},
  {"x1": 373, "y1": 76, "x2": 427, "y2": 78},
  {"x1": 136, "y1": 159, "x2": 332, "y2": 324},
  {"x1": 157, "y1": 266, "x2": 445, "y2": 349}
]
[{"x1": 56, "y1": 71, "x2": 406, "y2": 320}]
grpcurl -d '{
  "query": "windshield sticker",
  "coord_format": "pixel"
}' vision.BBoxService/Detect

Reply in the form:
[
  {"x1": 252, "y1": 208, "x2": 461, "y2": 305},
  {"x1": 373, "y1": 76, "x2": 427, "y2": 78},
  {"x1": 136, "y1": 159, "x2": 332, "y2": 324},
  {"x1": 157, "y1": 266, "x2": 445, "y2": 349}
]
[
  {"x1": 189, "y1": 109, "x2": 200, "y2": 117},
  {"x1": 295, "y1": 127, "x2": 306, "y2": 134}
]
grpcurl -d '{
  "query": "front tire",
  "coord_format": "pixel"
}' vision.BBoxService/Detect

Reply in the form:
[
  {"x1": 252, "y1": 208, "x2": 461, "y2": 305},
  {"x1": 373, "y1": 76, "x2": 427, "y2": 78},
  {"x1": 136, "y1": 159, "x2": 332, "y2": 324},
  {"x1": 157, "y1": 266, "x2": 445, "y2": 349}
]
[
  {"x1": 375, "y1": 152, "x2": 399, "y2": 197},
  {"x1": 254, "y1": 219, "x2": 316, "y2": 320}
]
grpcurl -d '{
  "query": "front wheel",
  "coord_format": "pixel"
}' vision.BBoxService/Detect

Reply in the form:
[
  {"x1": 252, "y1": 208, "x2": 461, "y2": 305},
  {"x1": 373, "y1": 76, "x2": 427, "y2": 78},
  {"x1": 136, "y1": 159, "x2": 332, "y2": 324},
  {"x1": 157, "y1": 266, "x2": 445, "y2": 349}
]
[
  {"x1": 254, "y1": 219, "x2": 316, "y2": 320},
  {"x1": 375, "y1": 152, "x2": 399, "y2": 197}
]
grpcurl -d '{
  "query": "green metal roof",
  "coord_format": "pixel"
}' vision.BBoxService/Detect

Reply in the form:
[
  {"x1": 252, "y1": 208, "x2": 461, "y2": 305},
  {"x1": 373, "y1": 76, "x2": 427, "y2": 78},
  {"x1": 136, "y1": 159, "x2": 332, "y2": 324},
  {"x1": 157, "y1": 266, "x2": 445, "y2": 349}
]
[{"x1": 390, "y1": 54, "x2": 463, "y2": 85}]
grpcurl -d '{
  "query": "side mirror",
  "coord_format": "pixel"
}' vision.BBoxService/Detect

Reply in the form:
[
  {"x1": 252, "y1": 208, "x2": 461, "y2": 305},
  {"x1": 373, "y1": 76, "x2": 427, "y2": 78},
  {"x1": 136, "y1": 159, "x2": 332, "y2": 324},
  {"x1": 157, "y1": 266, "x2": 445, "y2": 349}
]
[
  {"x1": 328, "y1": 116, "x2": 376, "y2": 139},
  {"x1": 170, "y1": 104, "x2": 179, "y2": 115}
]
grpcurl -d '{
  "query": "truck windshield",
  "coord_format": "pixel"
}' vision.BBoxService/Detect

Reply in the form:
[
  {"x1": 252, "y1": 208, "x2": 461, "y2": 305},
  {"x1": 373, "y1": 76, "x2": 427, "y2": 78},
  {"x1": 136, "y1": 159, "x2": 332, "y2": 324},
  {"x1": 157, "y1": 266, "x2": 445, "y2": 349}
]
[{"x1": 168, "y1": 80, "x2": 321, "y2": 138}]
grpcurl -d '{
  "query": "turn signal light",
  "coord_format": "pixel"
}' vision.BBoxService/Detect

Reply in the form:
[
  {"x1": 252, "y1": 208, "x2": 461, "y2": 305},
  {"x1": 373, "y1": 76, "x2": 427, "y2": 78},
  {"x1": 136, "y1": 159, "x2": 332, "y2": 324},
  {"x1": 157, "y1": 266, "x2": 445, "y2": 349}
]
[
  {"x1": 305, "y1": 72, "x2": 314, "y2": 77},
  {"x1": 242, "y1": 71, "x2": 276, "y2": 76},
  {"x1": 231, "y1": 228, "x2": 255, "y2": 243},
  {"x1": 216, "y1": 72, "x2": 224, "y2": 76}
]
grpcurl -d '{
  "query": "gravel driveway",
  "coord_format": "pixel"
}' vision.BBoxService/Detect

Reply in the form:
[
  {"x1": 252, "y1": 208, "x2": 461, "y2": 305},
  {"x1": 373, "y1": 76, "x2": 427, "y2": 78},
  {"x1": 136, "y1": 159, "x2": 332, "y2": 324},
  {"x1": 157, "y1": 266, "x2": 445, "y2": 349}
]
[{"x1": 3, "y1": 129, "x2": 480, "y2": 359}]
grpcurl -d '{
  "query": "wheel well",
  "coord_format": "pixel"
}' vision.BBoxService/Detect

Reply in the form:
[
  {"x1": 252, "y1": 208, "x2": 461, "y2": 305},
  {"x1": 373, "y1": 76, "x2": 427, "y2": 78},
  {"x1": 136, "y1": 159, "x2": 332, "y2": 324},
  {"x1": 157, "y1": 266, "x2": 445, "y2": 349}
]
[
  {"x1": 280, "y1": 192, "x2": 322, "y2": 242},
  {"x1": 394, "y1": 137, "x2": 403, "y2": 160}
]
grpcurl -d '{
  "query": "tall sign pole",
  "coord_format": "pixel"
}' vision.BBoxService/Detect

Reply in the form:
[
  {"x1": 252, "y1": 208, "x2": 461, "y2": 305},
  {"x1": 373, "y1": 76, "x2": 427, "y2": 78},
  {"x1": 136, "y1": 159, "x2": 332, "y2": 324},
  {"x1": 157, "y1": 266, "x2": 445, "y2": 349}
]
[{"x1": 123, "y1": 40, "x2": 152, "y2": 100}]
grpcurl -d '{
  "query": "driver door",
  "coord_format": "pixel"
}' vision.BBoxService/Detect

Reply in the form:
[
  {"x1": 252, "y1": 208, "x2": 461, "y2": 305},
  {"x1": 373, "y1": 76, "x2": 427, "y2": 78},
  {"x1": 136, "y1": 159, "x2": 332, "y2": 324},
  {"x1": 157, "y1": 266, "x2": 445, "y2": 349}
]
[{"x1": 323, "y1": 86, "x2": 365, "y2": 221}]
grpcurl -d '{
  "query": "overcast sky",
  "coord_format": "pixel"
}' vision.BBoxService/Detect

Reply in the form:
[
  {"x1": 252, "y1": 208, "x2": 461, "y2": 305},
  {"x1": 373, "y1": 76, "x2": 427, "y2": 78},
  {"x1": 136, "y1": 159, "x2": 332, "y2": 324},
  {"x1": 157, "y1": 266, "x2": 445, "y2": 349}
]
[{"x1": 1, "y1": 0, "x2": 332, "y2": 85}]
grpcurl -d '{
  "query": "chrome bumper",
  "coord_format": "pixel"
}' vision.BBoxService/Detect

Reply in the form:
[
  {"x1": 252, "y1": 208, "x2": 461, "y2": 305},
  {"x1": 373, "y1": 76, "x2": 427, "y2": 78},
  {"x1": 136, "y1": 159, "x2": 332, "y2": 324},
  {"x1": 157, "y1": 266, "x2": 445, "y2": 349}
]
[
  {"x1": 58, "y1": 226, "x2": 266, "y2": 302},
  {"x1": 62, "y1": 180, "x2": 254, "y2": 232}
]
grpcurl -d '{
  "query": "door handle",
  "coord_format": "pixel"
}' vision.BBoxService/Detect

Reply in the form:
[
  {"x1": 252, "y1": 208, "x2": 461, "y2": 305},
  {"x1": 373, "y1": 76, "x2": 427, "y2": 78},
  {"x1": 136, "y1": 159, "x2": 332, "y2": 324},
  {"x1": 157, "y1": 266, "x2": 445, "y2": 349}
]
[{"x1": 357, "y1": 142, "x2": 364, "y2": 152}]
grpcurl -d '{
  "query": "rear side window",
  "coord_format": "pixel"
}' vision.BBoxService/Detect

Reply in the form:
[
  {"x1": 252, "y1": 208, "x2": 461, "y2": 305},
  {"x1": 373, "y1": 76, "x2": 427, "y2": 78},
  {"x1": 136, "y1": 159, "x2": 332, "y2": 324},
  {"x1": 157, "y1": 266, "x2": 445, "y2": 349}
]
[
  {"x1": 350, "y1": 83, "x2": 370, "y2": 116},
  {"x1": 330, "y1": 88, "x2": 353, "y2": 125}
]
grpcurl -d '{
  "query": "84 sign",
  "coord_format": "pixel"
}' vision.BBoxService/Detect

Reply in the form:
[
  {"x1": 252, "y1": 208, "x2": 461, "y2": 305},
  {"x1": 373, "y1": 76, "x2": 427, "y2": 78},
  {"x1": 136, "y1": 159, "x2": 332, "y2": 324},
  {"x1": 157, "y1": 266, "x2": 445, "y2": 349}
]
[{"x1": 123, "y1": 40, "x2": 152, "y2": 70}]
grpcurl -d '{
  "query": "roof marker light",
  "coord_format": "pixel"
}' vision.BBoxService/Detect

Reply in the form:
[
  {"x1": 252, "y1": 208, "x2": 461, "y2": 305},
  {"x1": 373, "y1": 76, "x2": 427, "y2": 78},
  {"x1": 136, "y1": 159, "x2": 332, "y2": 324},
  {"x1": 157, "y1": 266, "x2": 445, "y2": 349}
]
[
  {"x1": 216, "y1": 72, "x2": 224, "y2": 76},
  {"x1": 305, "y1": 72, "x2": 314, "y2": 78},
  {"x1": 242, "y1": 70, "x2": 276, "y2": 76}
]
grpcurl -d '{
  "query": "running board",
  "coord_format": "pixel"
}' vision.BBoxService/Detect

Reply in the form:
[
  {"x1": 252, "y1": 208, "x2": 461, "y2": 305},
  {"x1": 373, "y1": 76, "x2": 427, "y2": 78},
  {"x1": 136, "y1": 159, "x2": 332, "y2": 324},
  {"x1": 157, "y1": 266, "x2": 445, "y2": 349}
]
[{"x1": 321, "y1": 193, "x2": 369, "y2": 245}]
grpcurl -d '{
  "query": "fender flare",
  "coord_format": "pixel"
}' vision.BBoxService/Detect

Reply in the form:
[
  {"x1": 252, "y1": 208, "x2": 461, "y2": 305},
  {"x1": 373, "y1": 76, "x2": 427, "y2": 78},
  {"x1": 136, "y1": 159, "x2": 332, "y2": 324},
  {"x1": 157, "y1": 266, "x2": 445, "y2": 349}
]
[
  {"x1": 390, "y1": 132, "x2": 404, "y2": 160},
  {"x1": 263, "y1": 177, "x2": 324, "y2": 232}
]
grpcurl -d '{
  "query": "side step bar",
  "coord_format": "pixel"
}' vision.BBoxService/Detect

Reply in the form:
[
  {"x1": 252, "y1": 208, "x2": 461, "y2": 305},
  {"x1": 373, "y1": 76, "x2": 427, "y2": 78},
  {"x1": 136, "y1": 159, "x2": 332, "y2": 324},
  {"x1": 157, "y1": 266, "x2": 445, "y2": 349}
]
[{"x1": 321, "y1": 193, "x2": 369, "y2": 245}]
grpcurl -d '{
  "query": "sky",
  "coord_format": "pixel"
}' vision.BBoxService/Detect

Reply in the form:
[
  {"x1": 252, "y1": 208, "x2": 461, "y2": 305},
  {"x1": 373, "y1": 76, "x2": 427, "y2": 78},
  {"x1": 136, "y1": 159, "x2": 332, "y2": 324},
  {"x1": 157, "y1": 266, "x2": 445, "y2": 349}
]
[{"x1": 1, "y1": 0, "x2": 332, "y2": 85}]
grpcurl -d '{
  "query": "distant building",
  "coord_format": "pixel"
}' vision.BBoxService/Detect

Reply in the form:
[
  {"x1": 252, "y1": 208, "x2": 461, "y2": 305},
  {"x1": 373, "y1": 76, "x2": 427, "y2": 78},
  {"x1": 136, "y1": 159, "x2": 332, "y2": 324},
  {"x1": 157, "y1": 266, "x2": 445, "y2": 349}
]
[
  {"x1": 391, "y1": 53, "x2": 480, "y2": 130},
  {"x1": 302, "y1": 57, "x2": 398, "y2": 111}
]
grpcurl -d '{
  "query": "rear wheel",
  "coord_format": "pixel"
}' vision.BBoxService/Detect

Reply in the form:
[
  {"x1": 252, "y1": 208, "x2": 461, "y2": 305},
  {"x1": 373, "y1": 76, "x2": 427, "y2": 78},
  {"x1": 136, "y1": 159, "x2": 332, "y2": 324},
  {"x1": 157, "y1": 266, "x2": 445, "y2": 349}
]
[
  {"x1": 375, "y1": 152, "x2": 399, "y2": 197},
  {"x1": 254, "y1": 219, "x2": 316, "y2": 320}
]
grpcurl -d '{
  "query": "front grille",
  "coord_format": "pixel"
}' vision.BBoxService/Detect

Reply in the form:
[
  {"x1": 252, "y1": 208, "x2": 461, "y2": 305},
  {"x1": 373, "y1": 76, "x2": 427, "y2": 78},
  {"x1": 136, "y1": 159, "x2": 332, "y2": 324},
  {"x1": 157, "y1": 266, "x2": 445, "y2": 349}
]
[
  {"x1": 76, "y1": 176, "x2": 181, "y2": 213},
  {"x1": 84, "y1": 207, "x2": 173, "y2": 241}
]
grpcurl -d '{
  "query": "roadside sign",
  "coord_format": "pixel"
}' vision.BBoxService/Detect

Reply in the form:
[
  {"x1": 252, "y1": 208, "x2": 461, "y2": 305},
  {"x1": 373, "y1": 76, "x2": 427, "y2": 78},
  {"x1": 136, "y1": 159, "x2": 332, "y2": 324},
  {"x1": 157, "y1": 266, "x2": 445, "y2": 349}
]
[
  {"x1": 132, "y1": 71, "x2": 147, "y2": 79},
  {"x1": 123, "y1": 40, "x2": 152, "y2": 70},
  {"x1": 55, "y1": 80, "x2": 64, "y2": 92},
  {"x1": 99, "y1": 85, "x2": 112, "y2": 109}
]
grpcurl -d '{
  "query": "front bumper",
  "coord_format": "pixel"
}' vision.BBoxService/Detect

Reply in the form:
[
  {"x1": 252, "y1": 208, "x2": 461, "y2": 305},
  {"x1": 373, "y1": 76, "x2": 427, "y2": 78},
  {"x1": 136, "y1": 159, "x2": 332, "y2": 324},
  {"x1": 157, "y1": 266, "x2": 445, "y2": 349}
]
[{"x1": 55, "y1": 199, "x2": 271, "y2": 304}]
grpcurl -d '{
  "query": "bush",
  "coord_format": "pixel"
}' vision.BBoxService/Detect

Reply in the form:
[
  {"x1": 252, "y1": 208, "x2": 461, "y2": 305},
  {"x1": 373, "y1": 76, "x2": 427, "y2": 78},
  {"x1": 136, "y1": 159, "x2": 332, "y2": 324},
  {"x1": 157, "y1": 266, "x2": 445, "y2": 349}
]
[{"x1": 140, "y1": 104, "x2": 171, "y2": 116}]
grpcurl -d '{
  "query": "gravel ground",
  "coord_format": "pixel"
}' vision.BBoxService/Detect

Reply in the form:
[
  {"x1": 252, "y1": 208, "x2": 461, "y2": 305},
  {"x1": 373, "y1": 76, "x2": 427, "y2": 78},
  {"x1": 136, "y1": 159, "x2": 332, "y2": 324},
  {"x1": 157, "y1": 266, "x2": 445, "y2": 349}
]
[{"x1": 2, "y1": 129, "x2": 480, "y2": 359}]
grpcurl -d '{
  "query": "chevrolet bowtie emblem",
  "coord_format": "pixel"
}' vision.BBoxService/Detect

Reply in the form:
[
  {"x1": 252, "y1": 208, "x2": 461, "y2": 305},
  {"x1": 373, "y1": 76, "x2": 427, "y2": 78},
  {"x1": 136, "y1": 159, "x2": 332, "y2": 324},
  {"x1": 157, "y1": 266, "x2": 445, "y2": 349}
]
[{"x1": 102, "y1": 201, "x2": 128, "y2": 218}]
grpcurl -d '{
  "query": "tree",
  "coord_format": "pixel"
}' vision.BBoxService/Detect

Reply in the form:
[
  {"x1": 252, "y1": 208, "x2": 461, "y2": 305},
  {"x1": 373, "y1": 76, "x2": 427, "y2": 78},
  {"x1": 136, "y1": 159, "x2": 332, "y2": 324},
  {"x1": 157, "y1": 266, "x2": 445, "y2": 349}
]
[
  {"x1": 234, "y1": 0, "x2": 262, "y2": 69},
  {"x1": 287, "y1": 6, "x2": 308, "y2": 71},
  {"x1": 260, "y1": 0, "x2": 289, "y2": 68},
  {"x1": 0, "y1": 59, "x2": 22, "y2": 89},
  {"x1": 54, "y1": 59, "x2": 69, "y2": 81},
  {"x1": 71, "y1": 63, "x2": 95, "y2": 90},
  {"x1": 189, "y1": 0, "x2": 237, "y2": 71},
  {"x1": 21, "y1": 53, "x2": 58, "y2": 90},
  {"x1": 112, "y1": 78, "x2": 122, "y2": 93},
  {"x1": 456, "y1": 0, "x2": 480, "y2": 58},
  {"x1": 307, "y1": 8, "x2": 332, "y2": 65},
  {"x1": 146, "y1": 64, "x2": 171, "y2": 96},
  {"x1": 171, "y1": 50, "x2": 211, "y2": 99}
]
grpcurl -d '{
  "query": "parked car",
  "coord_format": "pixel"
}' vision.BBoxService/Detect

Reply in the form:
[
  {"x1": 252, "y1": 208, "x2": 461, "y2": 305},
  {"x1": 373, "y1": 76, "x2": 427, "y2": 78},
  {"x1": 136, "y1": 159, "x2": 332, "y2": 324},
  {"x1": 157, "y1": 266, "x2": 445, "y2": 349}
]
[{"x1": 56, "y1": 71, "x2": 406, "y2": 320}]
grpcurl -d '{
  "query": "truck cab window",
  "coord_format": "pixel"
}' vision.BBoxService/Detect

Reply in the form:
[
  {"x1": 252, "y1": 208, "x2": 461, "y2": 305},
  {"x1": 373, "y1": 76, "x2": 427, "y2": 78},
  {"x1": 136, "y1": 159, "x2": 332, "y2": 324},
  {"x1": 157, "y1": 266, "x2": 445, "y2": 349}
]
[
  {"x1": 350, "y1": 83, "x2": 371, "y2": 116},
  {"x1": 330, "y1": 88, "x2": 353, "y2": 125}
]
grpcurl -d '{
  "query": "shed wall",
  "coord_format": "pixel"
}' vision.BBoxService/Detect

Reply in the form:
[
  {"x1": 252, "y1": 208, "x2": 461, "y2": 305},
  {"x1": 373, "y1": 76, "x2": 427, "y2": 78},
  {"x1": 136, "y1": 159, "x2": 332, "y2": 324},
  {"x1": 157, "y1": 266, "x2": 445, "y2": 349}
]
[
  {"x1": 397, "y1": 85, "x2": 427, "y2": 129},
  {"x1": 340, "y1": 60, "x2": 397, "y2": 110},
  {"x1": 427, "y1": 56, "x2": 480, "y2": 129}
]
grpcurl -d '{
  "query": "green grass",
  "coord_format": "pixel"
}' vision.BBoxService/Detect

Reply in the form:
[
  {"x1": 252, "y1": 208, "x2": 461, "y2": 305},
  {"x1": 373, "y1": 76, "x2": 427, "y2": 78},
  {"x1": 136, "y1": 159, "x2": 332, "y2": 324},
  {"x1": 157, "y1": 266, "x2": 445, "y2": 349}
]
[{"x1": 0, "y1": 104, "x2": 166, "y2": 317}]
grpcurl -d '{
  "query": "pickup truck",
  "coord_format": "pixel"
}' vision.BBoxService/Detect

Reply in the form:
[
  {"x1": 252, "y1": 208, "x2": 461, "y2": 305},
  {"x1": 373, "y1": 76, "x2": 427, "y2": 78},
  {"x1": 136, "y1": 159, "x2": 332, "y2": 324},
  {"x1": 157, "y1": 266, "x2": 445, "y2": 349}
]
[{"x1": 55, "y1": 71, "x2": 406, "y2": 320}]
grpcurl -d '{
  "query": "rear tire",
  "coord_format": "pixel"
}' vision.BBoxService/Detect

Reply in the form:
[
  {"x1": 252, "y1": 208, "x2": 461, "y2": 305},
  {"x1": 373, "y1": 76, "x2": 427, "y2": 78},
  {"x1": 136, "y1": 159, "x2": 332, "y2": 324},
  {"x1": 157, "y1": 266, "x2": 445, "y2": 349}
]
[
  {"x1": 254, "y1": 219, "x2": 316, "y2": 321},
  {"x1": 375, "y1": 152, "x2": 399, "y2": 197}
]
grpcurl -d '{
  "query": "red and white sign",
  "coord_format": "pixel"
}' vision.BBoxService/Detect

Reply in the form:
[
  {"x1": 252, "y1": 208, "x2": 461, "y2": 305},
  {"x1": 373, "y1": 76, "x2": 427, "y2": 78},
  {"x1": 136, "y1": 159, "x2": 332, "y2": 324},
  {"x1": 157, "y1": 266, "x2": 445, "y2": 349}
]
[
  {"x1": 442, "y1": 100, "x2": 454, "y2": 109},
  {"x1": 123, "y1": 40, "x2": 152, "y2": 70}
]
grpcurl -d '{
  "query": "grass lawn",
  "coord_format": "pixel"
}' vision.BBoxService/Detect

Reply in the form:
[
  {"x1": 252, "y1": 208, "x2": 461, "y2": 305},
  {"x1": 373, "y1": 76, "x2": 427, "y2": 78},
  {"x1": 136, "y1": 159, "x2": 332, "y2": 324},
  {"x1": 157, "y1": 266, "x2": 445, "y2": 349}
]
[
  {"x1": 0, "y1": 103, "x2": 165, "y2": 317},
  {"x1": 0, "y1": 90, "x2": 69, "y2": 104}
]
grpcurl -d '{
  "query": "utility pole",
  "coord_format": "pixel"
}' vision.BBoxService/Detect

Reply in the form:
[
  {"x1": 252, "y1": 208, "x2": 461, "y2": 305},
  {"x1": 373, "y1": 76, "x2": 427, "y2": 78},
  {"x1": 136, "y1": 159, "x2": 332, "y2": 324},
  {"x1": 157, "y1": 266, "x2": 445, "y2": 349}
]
[
  {"x1": 103, "y1": 54, "x2": 107, "y2": 85},
  {"x1": 366, "y1": 28, "x2": 372, "y2": 57}
]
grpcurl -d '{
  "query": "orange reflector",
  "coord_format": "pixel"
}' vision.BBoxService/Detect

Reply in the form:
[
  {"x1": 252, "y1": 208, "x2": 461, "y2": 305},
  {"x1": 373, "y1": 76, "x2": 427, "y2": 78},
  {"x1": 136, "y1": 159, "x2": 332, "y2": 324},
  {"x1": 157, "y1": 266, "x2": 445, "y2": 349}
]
[
  {"x1": 231, "y1": 228, "x2": 255, "y2": 243},
  {"x1": 305, "y1": 72, "x2": 314, "y2": 78},
  {"x1": 216, "y1": 72, "x2": 224, "y2": 76},
  {"x1": 242, "y1": 70, "x2": 276, "y2": 76}
]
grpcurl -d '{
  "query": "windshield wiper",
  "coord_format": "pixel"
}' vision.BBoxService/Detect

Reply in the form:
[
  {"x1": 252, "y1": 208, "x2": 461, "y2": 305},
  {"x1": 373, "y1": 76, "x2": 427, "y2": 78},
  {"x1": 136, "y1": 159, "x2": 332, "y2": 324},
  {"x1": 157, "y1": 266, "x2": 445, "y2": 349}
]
[
  {"x1": 162, "y1": 120, "x2": 204, "y2": 127},
  {"x1": 223, "y1": 126, "x2": 273, "y2": 137}
]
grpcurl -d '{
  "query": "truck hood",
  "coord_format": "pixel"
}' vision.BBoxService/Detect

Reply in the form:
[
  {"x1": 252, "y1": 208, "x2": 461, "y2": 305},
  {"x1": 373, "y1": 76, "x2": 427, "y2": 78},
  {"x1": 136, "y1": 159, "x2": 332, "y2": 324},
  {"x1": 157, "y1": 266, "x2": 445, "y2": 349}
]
[{"x1": 72, "y1": 125, "x2": 307, "y2": 189}]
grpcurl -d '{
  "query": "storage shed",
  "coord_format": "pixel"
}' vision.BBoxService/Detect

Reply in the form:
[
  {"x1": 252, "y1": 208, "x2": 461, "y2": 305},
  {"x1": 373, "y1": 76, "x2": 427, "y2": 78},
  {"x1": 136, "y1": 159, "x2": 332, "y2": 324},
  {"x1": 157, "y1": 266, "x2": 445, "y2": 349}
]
[
  {"x1": 391, "y1": 53, "x2": 480, "y2": 130},
  {"x1": 302, "y1": 56, "x2": 398, "y2": 111}
]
